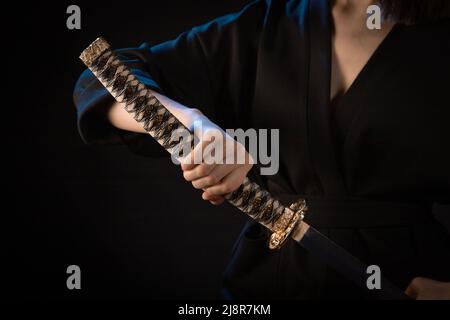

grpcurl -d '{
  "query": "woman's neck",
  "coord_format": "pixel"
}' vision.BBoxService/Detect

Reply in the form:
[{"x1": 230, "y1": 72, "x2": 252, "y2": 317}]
[
  {"x1": 332, "y1": 0, "x2": 397, "y2": 34},
  {"x1": 333, "y1": 0, "x2": 376, "y2": 11}
]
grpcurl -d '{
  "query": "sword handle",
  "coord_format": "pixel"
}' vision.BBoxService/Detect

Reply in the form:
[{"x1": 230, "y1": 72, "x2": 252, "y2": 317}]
[
  {"x1": 79, "y1": 38, "x2": 410, "y2": 299},
  {"x1": 79, "y1": 37, "x2": 301, "y2": 243}
]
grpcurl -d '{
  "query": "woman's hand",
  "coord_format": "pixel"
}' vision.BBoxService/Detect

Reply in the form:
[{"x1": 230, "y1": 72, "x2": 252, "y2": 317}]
[
  {"x1": 180, "y1": 118, "x2": 253, "y2": 206},
  {"x1": 405, "y1": 277, "x2": 450, "y2": 300}
]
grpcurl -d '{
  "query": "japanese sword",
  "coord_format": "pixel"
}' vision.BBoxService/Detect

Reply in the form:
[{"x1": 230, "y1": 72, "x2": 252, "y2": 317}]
[{"x1": 80, "y1": 37, "x2": 409, "y2": 300}]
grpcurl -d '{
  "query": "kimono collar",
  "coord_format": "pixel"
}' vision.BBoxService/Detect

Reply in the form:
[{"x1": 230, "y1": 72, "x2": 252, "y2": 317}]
[{"x1": 299, "y1": 0, "x2": 348, "y2": 195}]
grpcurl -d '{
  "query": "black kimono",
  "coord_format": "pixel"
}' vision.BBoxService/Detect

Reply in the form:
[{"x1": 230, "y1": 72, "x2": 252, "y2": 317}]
[{"x1": 74, "y1": 0, "x2": 450, "y2": 299}]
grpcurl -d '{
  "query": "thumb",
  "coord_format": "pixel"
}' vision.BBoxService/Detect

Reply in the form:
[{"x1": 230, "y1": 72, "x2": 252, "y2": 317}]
[{"x1": 405, "y1": 278, "x2": 422, "y2": 300}]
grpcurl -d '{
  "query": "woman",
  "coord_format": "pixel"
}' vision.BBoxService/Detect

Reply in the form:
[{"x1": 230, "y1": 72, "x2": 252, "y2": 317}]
[{"x1": 74, "y1": 0, "x2": 450, "y2": 299}]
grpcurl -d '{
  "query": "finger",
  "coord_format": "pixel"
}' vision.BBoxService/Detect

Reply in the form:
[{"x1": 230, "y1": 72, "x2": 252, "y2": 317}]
[
  {"x1": 208, "y1": 164, "x2": 236, "y2": 182},
  {"x1": 405, "y1": 278, "x2": 421, "y2": 299},
  {"x1": 202, "y1": 192, "x2": 225, "y2": 205},
  {"x1": 202, "y1": 191, "x2": 224, "y2": 202},
  {"x1": 183, "y1": 163, "x2": 217, "y2": 182},
  {"x1": 205, "y1": 168, "x2": 245, "y2": 196},
  {"x1": 405, "y1": 284, "x2": 418, "y2": 299},
  {"x1": 180, "y1": 138, "x2": 212, "y2": 171},
  {"x1": 210, "y1": 199, "x2": 225, "y2": 206},
  {"x1": 180, "y1": 162, "x2": 197, "y2": 171},
  {"x1": 190, "y1": 164, "x2": 234, "y2": 188},
  {"x1": 202, "y1": 192, "x2": 218, "y2": 201}
]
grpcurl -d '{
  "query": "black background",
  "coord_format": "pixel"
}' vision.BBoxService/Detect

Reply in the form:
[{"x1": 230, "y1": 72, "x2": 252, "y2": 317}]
[{"x1": 8, "y1": 0, "x2": 252, "y2": 299}]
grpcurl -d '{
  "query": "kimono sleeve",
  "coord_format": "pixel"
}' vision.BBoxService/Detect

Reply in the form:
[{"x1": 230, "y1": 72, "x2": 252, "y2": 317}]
[{"x1": 72, "y1": 0, "x2": 267, "y2": 156}]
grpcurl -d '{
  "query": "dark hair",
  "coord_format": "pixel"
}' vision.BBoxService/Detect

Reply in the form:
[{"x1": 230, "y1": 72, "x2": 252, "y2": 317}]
[{"x1": 380, "y1": 0, "x2": 450, "y2": 24}]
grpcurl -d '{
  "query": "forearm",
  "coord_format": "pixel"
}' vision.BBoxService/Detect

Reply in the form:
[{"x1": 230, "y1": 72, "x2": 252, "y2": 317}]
[
  {"x1": 107, "y1": 90, "x2": 204, "y2": 133},
  {"x1": 106, "y1": 87, "x2": 251, "y2": 207}
]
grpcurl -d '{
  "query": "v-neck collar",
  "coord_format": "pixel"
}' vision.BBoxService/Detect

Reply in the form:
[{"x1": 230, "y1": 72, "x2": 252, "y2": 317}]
[
  {"x1": 333, "y1": 24, "x2": 401, "y2": 151},
  {"x1": 331, "y1": 23, "x2": 401, "y2": 112},
  {"x1": 305, "y1": 0, "x2": 401, "y2": 196},
  {"x1": 306, "y1": 0, "x2": 346, "y2": 195}
]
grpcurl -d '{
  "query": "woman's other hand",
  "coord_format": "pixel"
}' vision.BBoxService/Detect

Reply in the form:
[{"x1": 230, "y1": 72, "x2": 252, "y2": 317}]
[{"x1": 405, "y1": 277, "x2": 450, "y2": 300}]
